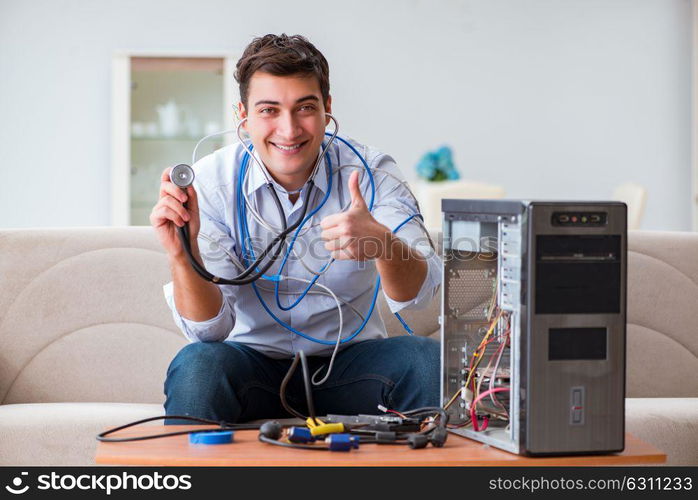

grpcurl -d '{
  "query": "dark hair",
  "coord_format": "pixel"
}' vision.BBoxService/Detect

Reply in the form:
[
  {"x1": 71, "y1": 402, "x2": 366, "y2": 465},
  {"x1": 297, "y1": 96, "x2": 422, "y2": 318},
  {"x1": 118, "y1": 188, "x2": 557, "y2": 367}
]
[{"x1": 235, "y1": 34, "x2": 330, "y2": 108}]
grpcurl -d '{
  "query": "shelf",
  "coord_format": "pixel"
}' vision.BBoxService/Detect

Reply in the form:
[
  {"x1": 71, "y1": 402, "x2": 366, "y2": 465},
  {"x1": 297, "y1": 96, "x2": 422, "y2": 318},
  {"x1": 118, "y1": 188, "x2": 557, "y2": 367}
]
[
  {"x1": 131, "y1": 136, "x2": 207, "y2": 142},
  {"x1": 112, "y1": 52, "x2": 236, "y2": 226},
  {"x1": 131, "y1": 57, "x2": 224, "y2": 72}
]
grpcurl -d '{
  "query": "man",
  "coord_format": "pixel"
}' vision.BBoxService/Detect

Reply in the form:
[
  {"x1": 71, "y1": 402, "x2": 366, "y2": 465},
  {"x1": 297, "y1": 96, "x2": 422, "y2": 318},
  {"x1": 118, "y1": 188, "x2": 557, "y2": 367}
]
[{"x1": 151, "y1": 34, "x2": 441, "y2": 424}]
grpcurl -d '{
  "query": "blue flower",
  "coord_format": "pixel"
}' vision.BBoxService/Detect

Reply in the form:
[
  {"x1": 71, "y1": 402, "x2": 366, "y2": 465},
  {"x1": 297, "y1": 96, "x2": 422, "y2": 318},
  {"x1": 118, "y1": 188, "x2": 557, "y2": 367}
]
[{"x1": 415, "y1": 145, "x2": 460, "y2": 181}]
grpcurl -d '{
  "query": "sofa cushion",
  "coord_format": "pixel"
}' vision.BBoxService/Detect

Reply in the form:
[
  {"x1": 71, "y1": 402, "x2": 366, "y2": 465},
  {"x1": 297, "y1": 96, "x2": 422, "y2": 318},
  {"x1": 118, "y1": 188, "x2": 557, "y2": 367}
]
[
  {"x1": 377, "y1": 230, "x2": 441, "y2": 337},
  {"x1": 626, "y1": 231, "x2": 698, "y2": 397},
  {"x1": 377, "y1": 292, "x2": 440, "y2": 338},
  {"x1": 0, "y1": 228, "x2": 187, "y2": 405},
  {"x1": 626, "y1": 398, "x2": 698, "y2": 465},
  {"x1": 0, "y1": 402, "x2": 164, "y2": 465}
]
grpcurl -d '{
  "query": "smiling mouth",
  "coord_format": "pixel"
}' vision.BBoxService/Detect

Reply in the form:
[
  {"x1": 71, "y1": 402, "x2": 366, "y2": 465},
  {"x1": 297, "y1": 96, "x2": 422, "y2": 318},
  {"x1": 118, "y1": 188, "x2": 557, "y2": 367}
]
[{"x1": 270, "y1": 140, "x2": 308, "y2": 152}]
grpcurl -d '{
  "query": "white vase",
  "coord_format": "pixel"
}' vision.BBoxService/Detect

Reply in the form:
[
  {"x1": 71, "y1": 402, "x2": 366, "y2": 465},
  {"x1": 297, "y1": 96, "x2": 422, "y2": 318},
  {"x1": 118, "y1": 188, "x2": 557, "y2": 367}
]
[{"x1": 156, "y1": 101, "x2": 181, "y2": 138}]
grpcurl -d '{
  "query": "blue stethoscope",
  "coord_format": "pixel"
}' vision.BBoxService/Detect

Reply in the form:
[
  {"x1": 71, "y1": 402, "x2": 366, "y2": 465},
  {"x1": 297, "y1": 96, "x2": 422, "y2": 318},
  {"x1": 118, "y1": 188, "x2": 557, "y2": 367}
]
[{"x1": 170, "y1": 114, "x2": 417, "y2": 346}]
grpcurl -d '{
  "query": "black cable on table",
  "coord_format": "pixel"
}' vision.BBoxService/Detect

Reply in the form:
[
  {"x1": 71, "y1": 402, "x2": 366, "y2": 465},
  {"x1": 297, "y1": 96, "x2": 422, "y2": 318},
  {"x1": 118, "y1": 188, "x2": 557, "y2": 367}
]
[
  {"x1": 279, "y1": 353, "x2": 306, "y2": 420},
  {"x1": 299, "y1": 350, "x2": 318, "y2": 424},
  {"x1": 97, "y1": 415, "x2": 260, "y2": 443}
]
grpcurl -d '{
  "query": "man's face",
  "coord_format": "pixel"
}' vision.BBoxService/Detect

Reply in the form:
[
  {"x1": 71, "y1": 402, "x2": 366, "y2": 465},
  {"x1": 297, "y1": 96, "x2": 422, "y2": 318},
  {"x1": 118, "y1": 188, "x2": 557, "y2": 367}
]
[{"x1": 239, "y1": 72, "x2": 331, "y2": 188}]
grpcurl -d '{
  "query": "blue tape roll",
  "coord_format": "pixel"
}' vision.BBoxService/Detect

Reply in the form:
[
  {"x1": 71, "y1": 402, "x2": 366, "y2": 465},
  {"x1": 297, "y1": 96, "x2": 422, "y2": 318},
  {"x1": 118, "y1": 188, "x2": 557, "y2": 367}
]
[{"x1": 189, "y1": 431, "x2": 234, "y2": 445}]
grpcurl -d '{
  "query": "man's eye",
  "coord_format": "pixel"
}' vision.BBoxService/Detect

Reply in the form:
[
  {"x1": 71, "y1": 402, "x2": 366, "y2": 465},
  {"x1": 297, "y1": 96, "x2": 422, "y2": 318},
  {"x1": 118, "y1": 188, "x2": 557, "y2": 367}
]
[
  {"x1": 259, "y1": 108, "x2": 276, "y2": 114},
  {"x1": 299, "y1": 105, "x2": 316, "y2": 112}
]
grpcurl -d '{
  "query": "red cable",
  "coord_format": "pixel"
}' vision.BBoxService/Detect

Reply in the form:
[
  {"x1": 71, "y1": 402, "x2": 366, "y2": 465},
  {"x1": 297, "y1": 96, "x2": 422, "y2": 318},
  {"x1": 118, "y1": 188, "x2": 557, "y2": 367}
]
[{"x1": 470, "y1": 387, "x2": 510, "y2": 432}]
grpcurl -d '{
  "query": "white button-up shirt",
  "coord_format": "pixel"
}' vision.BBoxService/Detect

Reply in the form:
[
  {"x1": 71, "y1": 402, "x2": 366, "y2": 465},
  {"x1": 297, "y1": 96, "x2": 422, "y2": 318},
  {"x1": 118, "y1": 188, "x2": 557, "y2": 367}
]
[{"x1": 163, "y1": 137, "x2": 441, "y2": 358}]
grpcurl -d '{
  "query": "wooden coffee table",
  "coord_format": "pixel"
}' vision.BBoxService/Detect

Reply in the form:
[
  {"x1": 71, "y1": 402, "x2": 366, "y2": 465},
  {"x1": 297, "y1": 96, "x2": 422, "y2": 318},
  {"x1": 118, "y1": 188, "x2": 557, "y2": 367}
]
[{"x1": 95, "y1": 427, "x2": 666, "y2": 466}]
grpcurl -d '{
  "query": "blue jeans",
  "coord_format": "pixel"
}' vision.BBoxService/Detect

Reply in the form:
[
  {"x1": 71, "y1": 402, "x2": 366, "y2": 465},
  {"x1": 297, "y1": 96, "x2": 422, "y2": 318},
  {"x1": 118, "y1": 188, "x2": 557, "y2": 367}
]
[{"x1": 164, "y1": 336, "x2": 440, "y2": 424}]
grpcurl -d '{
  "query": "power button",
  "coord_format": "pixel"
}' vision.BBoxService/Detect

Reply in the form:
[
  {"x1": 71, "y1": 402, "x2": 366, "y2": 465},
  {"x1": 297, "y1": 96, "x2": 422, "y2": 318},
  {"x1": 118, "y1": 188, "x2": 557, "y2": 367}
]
[{"x1": 570, "y1": 386, "x2": 585, "y2": 425}]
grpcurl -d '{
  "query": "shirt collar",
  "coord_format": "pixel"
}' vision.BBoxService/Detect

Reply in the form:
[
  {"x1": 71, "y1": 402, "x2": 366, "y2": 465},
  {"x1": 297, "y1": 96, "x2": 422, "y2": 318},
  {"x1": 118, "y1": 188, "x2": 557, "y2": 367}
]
[{"x1": 243, "y1": 146, "x2": 330, "y2": 198}]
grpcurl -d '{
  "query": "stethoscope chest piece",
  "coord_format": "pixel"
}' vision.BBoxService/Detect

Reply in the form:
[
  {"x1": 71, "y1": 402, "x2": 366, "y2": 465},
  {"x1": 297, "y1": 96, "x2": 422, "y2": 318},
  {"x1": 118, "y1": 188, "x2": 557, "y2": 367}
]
[{"x1": 170, "y1": 164, "x2": 195, "y2": 189}]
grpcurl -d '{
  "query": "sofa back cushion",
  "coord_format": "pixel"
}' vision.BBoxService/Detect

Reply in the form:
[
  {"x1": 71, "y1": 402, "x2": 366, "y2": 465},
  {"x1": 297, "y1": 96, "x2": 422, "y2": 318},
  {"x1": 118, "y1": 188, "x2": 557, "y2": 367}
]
[
  {"x1": 0, "y1": 228, "x2": 186, "y2": 405},
  {"x1": 626, "y1": 231, "x2": 698, "y2": 397},
  {"x1": 0, "y1": 227, "x2": 438, "y2": 405},
  {"x1": 377, "y1": 231, "x2": 441, "y2": 338}
]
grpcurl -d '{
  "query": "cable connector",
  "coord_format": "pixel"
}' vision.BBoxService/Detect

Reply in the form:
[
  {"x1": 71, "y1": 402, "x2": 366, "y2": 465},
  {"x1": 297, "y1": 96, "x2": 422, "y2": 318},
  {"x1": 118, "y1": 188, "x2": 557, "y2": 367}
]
[
  {"x1": 374, "y1": 431, "x2": 397, "y2": 443},
  {"x1": 306, "y1": 417, "x2": 321, "y2": 428},
  {"x1": 327, "y1": 434, "x2": 359, "y2": 451},
  {"x1": 306, "y1": 417, "x2": 345, "y2": 435},
  {"x1": 259, "y1": 421, "x2": 283, "y2": 440},
  {"x1": 287, "y1": 426, "x2": 315, "y2": 444},
  {"x1": 407, "y1": 434, "x2": 429, "y2": 449},
  {"x1": 309, "y1": 422, "x2": 345, "y2": 437},
  {"x1": 429, "y1": 427, "x2": 448, "y2": 447}
]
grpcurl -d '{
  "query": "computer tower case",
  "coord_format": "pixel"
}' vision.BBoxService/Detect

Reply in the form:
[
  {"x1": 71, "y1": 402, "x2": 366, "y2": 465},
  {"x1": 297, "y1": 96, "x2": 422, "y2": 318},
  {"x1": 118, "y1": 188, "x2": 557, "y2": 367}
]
[{"x1": 440, "y1": 200, "x2": 626, "y2": 455}]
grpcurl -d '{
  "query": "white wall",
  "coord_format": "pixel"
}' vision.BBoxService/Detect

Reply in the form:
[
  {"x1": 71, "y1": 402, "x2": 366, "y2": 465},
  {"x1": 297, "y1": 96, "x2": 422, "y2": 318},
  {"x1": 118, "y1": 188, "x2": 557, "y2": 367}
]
[{"x1": 0, "y1": 0, "x2": 692, "y2": 230}]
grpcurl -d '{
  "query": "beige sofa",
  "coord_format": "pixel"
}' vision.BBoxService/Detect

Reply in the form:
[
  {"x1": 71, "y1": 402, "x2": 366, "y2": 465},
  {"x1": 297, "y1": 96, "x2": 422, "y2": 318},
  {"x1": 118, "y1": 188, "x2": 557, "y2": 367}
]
[{"x1": 0, "y1": 227, "x2": 696, "y2": 465}]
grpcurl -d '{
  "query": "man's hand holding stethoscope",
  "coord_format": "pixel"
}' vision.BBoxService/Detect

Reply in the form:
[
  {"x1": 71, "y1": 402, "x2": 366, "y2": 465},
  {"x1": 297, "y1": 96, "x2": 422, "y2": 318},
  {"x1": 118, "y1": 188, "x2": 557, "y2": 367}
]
[
  {"x1": 320, "y1": 170, "x2": 392, "y2": 261},
  {"x1": 150, "y1": 166, "x2": 201, "y2": 261}
]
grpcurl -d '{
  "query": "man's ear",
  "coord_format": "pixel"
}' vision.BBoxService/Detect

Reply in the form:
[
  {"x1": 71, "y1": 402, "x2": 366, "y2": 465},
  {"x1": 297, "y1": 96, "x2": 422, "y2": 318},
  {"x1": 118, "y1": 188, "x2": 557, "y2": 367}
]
[
  {"x1": 237, "y1": 102, "x2": 248, "y2": 126},
  {"x1": 324, "y1": 95, "x2": 332, "y2": 125}
]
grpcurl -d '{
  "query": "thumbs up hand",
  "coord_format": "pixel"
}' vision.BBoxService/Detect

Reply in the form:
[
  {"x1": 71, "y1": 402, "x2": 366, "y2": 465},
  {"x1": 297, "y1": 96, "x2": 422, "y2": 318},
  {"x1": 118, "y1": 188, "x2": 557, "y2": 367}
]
[
  {"x1": 320, "y1": 170, "x2": 391, "y2": 261},
  {"x1": 346, "y1": 167, "x2": 369, "y2": 211}
]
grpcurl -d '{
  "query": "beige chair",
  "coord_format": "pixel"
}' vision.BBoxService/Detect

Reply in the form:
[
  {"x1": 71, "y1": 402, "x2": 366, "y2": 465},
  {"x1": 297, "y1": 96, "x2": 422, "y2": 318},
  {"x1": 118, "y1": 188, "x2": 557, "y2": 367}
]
[{"x1": 613, "y1": 182, "x2": 647, "y2": 230}]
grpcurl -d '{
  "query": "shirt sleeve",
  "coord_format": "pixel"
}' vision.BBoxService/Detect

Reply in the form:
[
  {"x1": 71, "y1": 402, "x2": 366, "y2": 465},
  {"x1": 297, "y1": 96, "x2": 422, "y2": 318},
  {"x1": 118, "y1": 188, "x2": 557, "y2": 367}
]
[
  {"x1": 364, "y1": 153, "x2": 442, "y2": 313},
  {"x1": 162, "y1": 156, "x2": 239, "y2": 343}
]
